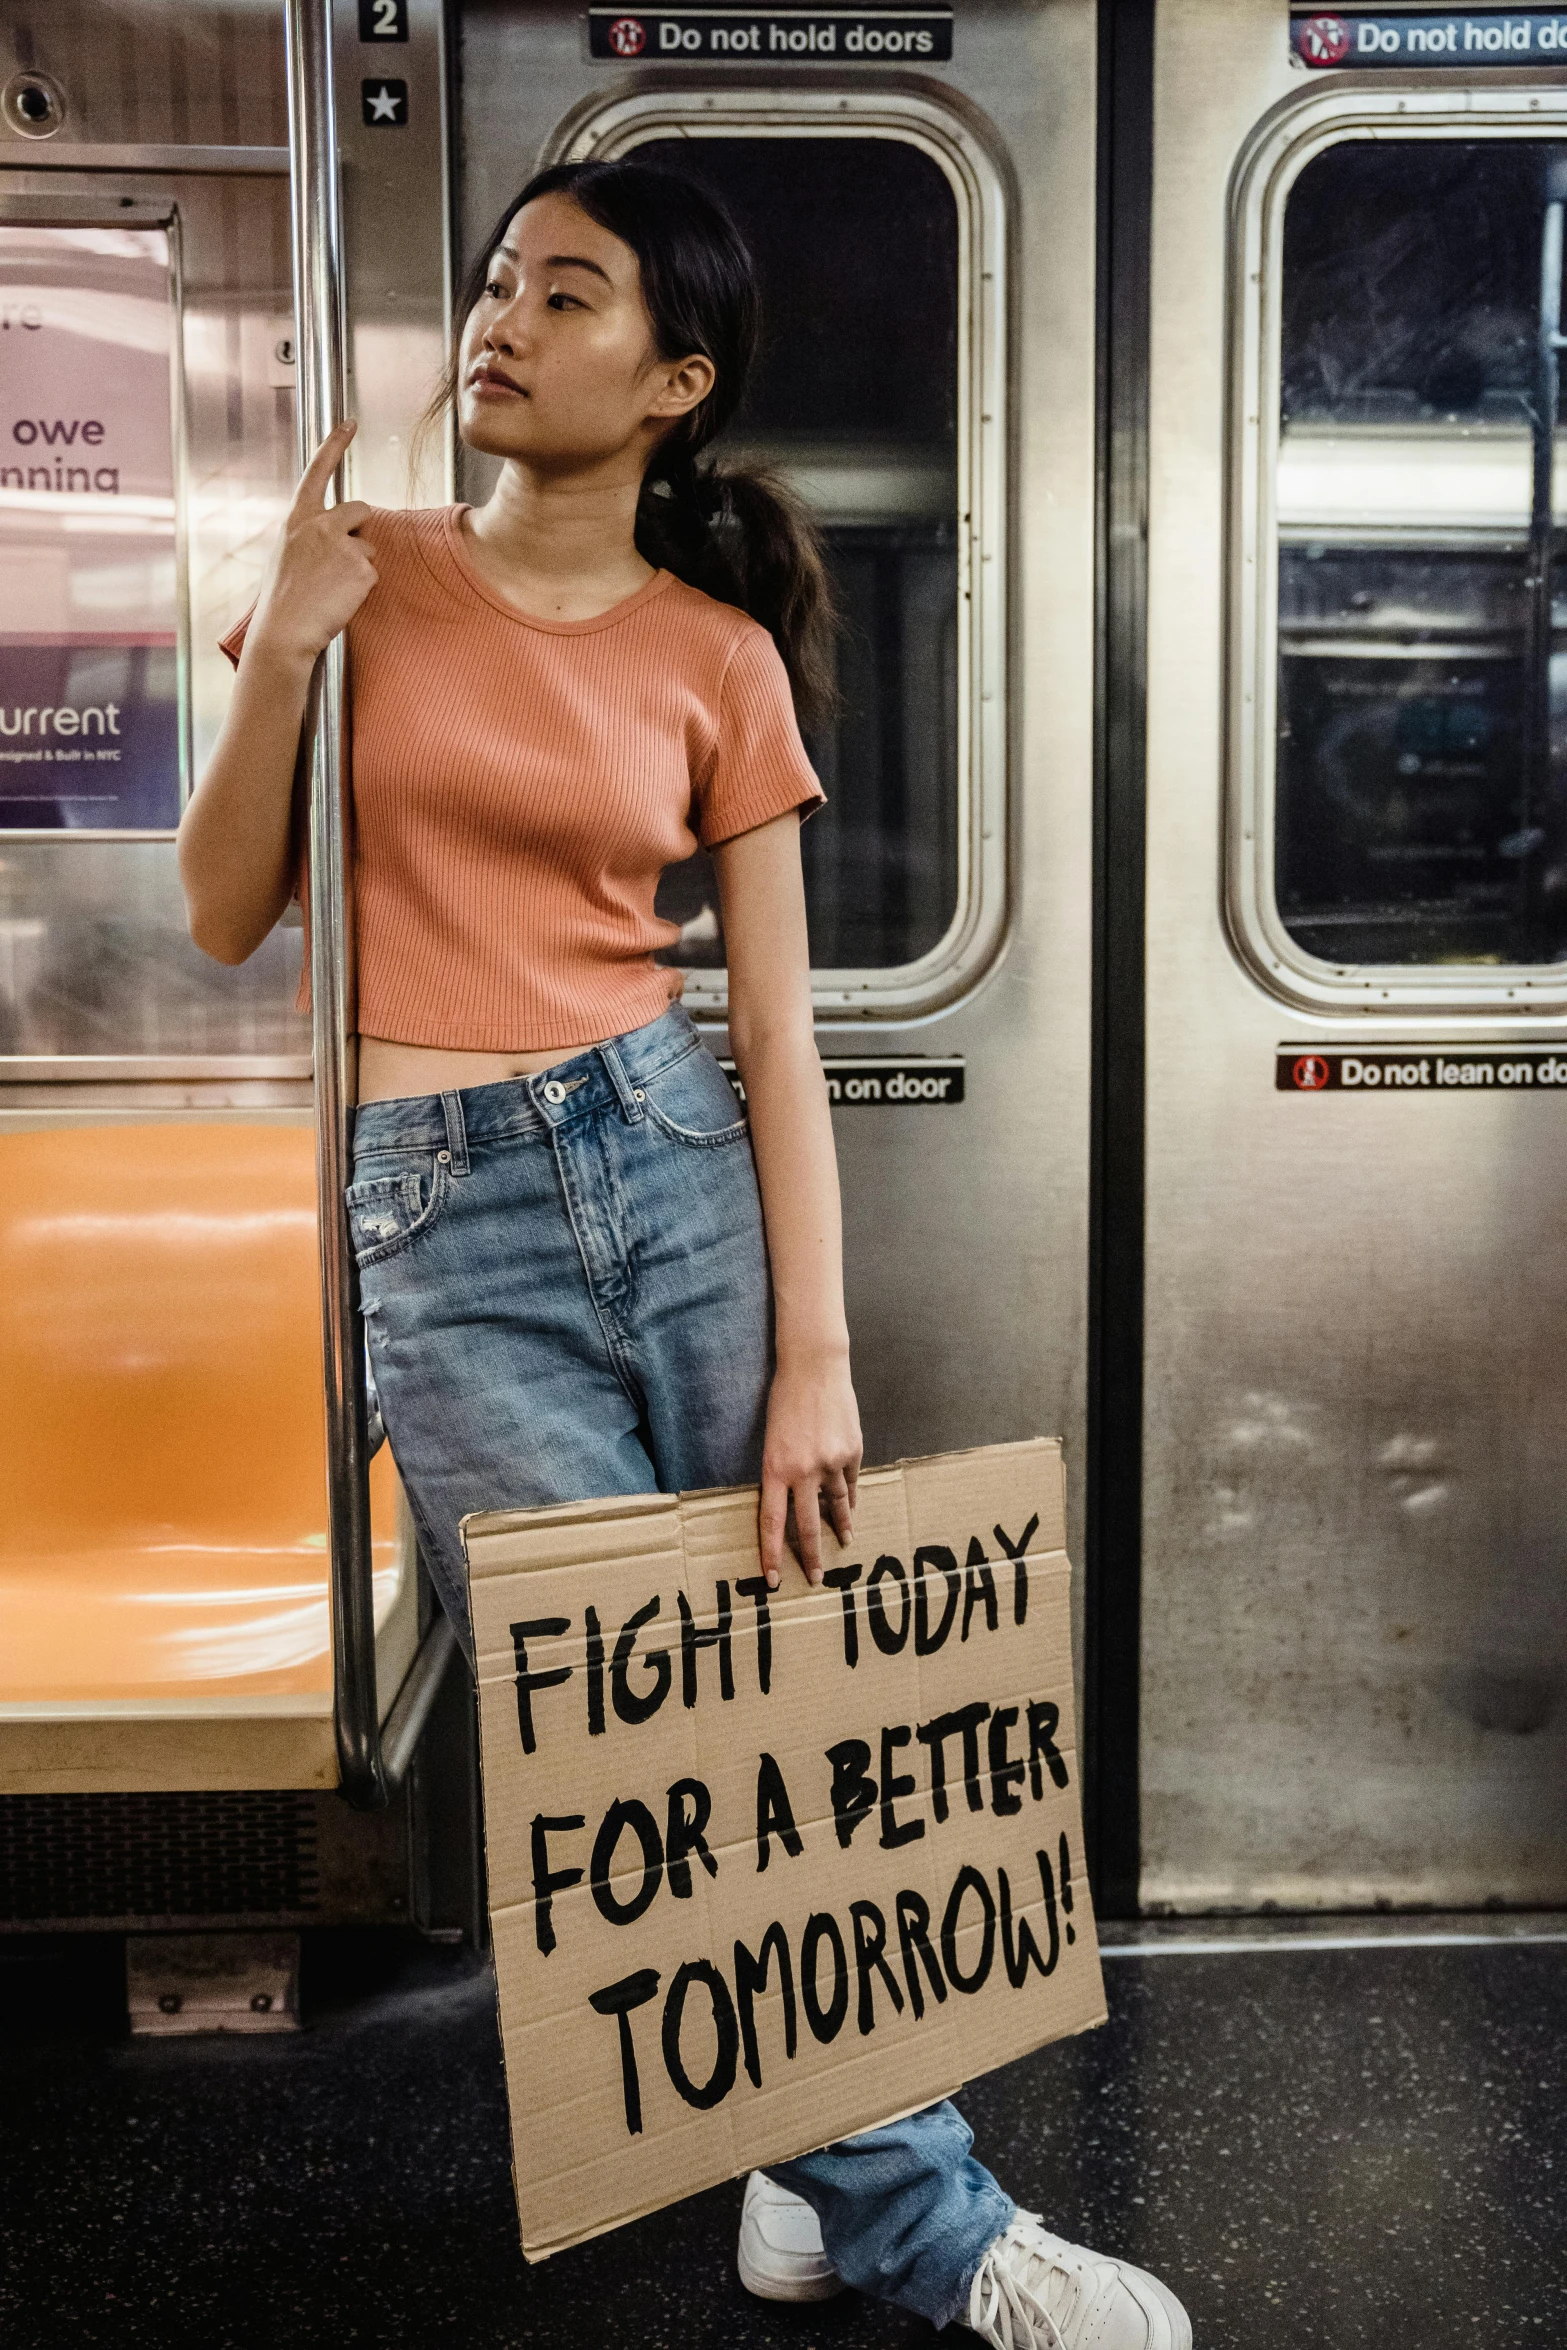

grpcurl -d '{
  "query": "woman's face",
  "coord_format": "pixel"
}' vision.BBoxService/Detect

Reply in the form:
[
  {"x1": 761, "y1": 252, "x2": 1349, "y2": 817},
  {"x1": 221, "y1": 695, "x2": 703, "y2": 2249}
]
[{"x1": 457, "y1": 192, "x2": 712, "y2": 473}]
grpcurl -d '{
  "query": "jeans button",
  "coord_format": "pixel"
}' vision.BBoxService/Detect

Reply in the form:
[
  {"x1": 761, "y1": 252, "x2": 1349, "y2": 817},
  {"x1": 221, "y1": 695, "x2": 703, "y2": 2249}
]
[{"x1": 543, "y1": 1080, "x2": 566, "y2": 1105}]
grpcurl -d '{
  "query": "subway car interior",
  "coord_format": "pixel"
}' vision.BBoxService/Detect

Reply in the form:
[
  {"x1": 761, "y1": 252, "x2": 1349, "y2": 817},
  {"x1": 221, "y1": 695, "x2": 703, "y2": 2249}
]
[{"x1": 1, "y1": 1, "x2": 1564, "y2": 2343}]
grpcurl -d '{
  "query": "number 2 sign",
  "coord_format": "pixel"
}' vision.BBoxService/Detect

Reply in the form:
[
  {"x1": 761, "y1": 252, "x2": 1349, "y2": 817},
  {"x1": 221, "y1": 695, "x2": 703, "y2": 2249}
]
[{"x1": 359, "y1": 0, "x2": 408, "y2": 41}]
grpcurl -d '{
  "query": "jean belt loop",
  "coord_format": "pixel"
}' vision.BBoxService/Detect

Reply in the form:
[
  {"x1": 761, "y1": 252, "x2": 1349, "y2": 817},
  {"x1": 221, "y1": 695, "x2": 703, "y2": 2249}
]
[
  {"x1": 599, "y1": 1040, "x2": 645, "y2": 1123},
  {"x1": 440, "y1": 1088, "x2": 471, "y2": 1176}
]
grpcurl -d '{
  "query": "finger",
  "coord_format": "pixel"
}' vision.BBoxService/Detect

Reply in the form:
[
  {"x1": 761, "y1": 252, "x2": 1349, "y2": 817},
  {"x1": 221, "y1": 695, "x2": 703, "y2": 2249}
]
[
  {"x1": 822, "y1": 1474, "x2": 853, "y2": 1548},
  {"x1": 758, "y1": 1474, "x2": 788, "y2": 1590},
  {"x1": 845, "y1": 1459, "x2": 860, "y2": 1513},
  {"x1": 792, "y1": 1481, "x2": 825, "y2": 1586},
  {"x1": 293, "y1": 419, "x2": 357, "y2": 512},
  {"x1": 330, "y1": 500, "x2": 373, "y2": 536}
]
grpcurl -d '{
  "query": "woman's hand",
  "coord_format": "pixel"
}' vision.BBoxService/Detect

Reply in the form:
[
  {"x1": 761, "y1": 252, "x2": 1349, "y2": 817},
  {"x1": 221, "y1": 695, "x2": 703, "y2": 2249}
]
[
  {"x1": 759, "y1": 1348, "x2": 863, "y2": 1589},
  {"x1": 247, "y1": 419, "x2": 378, "y2": 669},
  {"x1": 178, "y1": 421, "x2": 375, "y2": 965}
]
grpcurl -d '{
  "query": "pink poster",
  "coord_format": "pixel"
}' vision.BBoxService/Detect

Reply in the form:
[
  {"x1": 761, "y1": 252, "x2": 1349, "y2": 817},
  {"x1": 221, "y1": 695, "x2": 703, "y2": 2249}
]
[{"x1": 0, "y1": 224, "x2": 181, "y2": 831}]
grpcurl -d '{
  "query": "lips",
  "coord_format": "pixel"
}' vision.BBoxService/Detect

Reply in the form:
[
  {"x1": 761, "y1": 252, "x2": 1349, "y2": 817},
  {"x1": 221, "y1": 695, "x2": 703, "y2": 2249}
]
[{"x1": 469, "y1": 364, "x2": 526, "y2": 396}]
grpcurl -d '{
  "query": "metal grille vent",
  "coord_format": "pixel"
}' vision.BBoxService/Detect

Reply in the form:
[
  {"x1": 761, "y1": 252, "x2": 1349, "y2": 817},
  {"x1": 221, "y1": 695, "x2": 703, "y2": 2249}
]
[{"x1": 0, "y1": 1791, "x2": 322, "y2": 1927}]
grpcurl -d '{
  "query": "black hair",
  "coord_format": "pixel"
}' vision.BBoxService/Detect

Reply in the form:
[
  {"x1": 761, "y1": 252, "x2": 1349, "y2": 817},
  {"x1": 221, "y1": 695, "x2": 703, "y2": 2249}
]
[{"x1": 434, "y1": 157, "x2": 835, "y2": 726}]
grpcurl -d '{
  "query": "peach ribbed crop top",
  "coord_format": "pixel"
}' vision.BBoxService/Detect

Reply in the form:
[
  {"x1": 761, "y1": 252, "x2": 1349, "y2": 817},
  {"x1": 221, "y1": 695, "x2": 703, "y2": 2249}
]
[{"x1": 220, "y1": 504, "x2": 824, "y2": 1053}]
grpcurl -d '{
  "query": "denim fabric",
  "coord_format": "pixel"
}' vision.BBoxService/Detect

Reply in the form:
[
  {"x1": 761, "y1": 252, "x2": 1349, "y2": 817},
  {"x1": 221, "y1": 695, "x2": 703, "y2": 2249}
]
[
  {"x1": 769, "y1": 2099, "x2": 1015, "y2": 2330},
  {"x1": 346, "y1": 1000, "x2": 1011, "y2": 2325},
  {"x1": 347, "y1": 1004, "x2": 771, "y2": 1666}
]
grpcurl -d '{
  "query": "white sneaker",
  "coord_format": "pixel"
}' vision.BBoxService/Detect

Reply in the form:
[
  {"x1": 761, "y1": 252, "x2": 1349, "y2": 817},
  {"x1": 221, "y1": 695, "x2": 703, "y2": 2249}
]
[
  {"x1": 965, "y1": 2211, "x2": 1191, "y2": 2350},
  {"x1": 736, "y1": 2171, "x2": 844, "y2": 2303}
]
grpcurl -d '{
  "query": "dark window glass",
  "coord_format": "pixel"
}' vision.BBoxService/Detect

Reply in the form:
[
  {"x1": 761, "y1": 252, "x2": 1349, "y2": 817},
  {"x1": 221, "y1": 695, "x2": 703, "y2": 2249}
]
[
  {"x1": 1276, "y1": 141, "x2": 1567, "y2": 966},
  {"x1": 641, "y1": 136, "x2": 960, "y2": 972}
]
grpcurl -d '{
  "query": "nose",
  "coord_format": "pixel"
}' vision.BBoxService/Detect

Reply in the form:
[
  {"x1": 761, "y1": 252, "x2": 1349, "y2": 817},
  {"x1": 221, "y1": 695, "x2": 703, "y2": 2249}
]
[{"x1": 483, "y1": 280, "x2": 531, "y2": 360}]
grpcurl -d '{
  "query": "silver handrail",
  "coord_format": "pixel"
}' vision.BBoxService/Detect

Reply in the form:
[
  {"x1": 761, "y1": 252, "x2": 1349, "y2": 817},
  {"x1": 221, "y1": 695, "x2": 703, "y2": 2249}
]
[{"x1": 285, "y1": 0, "x2": 387, "y2": 1810}]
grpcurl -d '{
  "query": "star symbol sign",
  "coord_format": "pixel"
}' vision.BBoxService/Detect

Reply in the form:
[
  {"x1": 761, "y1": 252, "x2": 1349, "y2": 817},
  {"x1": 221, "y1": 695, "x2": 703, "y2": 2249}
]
[{"x1": 367, "y1": 82, "x2": 401, "y2": 120}]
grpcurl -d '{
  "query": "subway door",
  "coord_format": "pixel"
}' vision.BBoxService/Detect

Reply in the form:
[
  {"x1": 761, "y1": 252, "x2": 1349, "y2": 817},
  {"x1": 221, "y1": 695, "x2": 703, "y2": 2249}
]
[
  {"x1": 458, "y1": 1, "x2": 1099, "y2": 1551},
  {"x1": 1140, "y1": 1, "x2": 1567, "y2": 1909}
]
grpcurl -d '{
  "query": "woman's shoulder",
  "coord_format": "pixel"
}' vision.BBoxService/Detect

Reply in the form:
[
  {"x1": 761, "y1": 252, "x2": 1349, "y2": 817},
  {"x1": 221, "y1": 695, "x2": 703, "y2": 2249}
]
[
  {"x1": 358, "y1": 502, "x2": 455, "y2": 562},
  {"x1": 653, "y1": 574, "x2": 783, "y2": 675},
  {"x1": 353, "y1": 504, "x2": 472, "y2": 623}
]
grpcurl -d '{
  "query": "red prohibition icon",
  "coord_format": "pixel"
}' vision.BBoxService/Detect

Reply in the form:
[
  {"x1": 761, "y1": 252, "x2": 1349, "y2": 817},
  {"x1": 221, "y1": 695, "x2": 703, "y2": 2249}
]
[
  {"x1": 1297, "y1": 14, "x2": 1351, "y2": 66},
  {"x1": 607, "y1": 13, "x2": 647, "y2": 52},
  {"x1": 1292, "y1": 1054, "x2": 1331, "y2": 1091}
]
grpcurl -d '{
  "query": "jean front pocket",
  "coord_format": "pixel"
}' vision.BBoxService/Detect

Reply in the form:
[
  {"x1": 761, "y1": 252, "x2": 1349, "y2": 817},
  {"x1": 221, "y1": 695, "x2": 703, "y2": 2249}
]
[
  {"x1": 344, "y1": 1155, "x2": 449, "y2": 1267},
  {"x1": 640, "y1": 1044, "x2": 750, "y2": 1148}
]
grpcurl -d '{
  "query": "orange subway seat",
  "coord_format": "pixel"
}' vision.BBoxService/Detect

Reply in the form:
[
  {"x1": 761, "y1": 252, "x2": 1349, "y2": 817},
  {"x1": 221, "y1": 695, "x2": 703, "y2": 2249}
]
[{"x1": 0, "y1": 1124, "x2": 401, "y2": 1706}]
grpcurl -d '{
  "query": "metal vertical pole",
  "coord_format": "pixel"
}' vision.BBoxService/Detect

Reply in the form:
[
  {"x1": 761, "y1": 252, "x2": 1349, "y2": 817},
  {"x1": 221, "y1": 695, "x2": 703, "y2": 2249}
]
[
  {"x1": 1525, "y1": 153, "x2": 1567, "y2": 964},
  {"x1": 284, "y1": 0, "x2": 388, "y2": 1809}
]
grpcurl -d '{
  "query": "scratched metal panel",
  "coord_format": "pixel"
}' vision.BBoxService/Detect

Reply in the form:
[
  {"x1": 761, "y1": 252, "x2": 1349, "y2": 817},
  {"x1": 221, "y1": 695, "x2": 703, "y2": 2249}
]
[
  {"x1": 457, "y1": 1, "x2": 1099, "y2": 1563},
  {"x1": 1, "y1": 0, "x2": 288, "y2": 150},
  {"x1": 1141, "y1": 0, "x2": 1567, "y2": 1909},
  {"x1": 0, "y1": 0, "x2": 448, "y2": 1077}
]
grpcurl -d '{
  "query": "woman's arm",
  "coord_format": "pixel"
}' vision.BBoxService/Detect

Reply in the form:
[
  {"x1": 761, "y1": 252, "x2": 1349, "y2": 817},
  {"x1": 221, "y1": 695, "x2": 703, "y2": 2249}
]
[
  {"x1": 178, "y1": 422, "x2": 377, "y2": 964},
  {"x1": 714, "y1": 811, "x2": 863, "y2": 1589}
]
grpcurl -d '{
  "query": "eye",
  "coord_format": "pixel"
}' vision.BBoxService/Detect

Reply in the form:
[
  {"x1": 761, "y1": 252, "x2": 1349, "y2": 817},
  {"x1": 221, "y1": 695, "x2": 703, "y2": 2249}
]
[
  {"x1": 484, "y1": 277, "x2": 509, "y2": 300},
  {"x1": 546, "y1": 290, "x2": 582, "y2": 311}
]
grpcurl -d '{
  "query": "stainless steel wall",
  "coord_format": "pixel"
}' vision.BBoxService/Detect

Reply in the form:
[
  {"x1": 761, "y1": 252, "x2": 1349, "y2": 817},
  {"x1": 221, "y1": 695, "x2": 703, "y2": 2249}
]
[
  {"x1": 455, "y1": 2, "x2": 1100, "y2": 1560},
  {"x1": 1, "y1": 1, "x2": 288, "y2": 150},
  {"x1": 0, "y1": 0, "x2": 447, "y2": 1093},
  {"x1": 1141, "y1": 0, "x2": 1567, "y2": 1910}
]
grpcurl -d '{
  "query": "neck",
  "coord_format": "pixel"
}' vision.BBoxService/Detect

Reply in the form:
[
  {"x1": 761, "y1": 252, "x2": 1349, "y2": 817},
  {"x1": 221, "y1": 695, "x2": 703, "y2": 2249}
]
[
  {"x1": 469, "y1": 455, "x2": 646, "y2": 583},
  {"x1": 459, "y1": 453, "x2": 659, "y2": 623}
]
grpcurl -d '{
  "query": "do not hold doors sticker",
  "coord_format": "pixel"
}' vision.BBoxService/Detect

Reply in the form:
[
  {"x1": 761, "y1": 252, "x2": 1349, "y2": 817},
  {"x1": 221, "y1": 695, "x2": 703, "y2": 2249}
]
[
  {"x1": 588, "y1": 8, "x2": 953, "y2": 61},
  {"x1": 1291, "y1": 10, "x2": 1567, "y2": 67}
]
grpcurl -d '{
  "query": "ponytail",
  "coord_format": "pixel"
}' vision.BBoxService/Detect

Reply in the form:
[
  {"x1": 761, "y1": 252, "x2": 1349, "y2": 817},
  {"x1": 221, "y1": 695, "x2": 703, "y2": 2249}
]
[
  {"x1": 434, "y1": 158, "x2": 838, "y2": 729},
  {"x1": 636, "y1": 442, "x2": 836, "y2": 728}
]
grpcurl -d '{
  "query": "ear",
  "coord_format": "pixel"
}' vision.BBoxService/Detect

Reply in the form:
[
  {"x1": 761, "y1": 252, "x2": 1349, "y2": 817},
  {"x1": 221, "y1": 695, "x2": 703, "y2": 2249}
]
[{"x1": 645, "y1": 351, "x2": 716, "y2": 425}]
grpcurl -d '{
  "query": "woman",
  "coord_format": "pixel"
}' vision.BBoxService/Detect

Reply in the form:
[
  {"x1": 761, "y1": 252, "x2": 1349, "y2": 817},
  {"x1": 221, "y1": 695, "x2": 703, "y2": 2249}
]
[{"x1": 178, "y1": 158, "x2": 1187, "y2": 2350}]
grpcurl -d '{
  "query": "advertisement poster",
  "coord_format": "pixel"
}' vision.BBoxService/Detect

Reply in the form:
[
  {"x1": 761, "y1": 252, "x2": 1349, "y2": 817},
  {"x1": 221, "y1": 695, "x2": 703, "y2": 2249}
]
[{"x1": 0, "y1": 224, "x2": 182, "y2": 832}]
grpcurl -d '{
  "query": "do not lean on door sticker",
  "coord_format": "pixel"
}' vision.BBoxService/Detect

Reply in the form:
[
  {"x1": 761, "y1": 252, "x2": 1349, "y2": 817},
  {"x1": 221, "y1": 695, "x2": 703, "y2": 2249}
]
[{"x1": 0, "y1": 225, "x2": 182, "y2": 832}]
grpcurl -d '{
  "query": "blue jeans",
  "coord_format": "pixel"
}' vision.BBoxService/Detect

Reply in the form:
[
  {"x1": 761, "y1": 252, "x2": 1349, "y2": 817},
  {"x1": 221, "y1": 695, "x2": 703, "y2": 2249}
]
[
  {"x1": 346, "y1": 1002, "x2": 1013, "y2": 2329},
  {"x1": 348, "y1": 1003, "x2": 773, "y2": 1663},
  {"x1": 769, "y1": 2100, "x2": 1014, "y2": 2329}
]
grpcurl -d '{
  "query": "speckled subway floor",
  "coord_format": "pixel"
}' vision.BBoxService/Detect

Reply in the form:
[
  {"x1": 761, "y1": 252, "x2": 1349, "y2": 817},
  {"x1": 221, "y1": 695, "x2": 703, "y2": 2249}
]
[{"x1": 0, "y1": 1929, "x2": 1563, "y2": 2349}]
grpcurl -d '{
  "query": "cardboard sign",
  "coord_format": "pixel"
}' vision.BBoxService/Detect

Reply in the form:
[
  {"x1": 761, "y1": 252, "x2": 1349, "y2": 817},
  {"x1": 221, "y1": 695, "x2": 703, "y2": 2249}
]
[{"x1": 463, "y1": 1438, "x2": 1105, "y2": 2261}]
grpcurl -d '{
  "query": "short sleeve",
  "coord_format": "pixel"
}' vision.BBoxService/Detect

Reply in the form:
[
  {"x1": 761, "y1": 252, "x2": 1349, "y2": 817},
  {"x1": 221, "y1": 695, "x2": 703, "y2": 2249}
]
[
  {"x1": 218, "y1": 606, "x2": 255, "y2": 669},
  {"x1": 697, "y1": 626, "x2": 826, "y2": 851}
]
